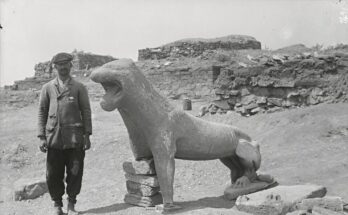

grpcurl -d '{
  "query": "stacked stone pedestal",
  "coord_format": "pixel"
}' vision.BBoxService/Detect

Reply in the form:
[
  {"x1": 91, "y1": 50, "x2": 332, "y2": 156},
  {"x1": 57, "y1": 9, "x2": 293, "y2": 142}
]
[{"x1": 123, "y1": 159, "x2": 162, "y2": 207}]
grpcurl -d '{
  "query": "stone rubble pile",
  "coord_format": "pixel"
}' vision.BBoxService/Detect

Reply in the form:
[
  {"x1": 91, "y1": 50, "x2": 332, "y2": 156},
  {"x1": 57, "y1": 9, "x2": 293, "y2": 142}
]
[
  {"x1": 201, "y1": 52, "x2": 348, "y2": 116},
  {"x1": 122, "y1": 159, "x2": 163, "y2": 207}
]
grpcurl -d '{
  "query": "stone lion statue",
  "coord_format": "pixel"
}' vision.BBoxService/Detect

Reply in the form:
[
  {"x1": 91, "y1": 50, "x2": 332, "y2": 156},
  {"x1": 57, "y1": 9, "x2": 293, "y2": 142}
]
[{"x1": 91, "y1": 59, "x2": 274, "y2": 211}]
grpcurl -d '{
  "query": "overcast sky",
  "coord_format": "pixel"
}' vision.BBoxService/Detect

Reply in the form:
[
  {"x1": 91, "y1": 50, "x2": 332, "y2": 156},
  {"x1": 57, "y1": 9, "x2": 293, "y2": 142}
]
[{"x1": 1, "y1": 0, "x2": 348, "y2": 86}]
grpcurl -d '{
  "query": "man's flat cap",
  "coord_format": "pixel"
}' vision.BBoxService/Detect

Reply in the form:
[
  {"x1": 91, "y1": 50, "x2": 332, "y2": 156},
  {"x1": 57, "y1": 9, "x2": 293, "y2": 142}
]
[{"x1": 51, "y1": 52, "x2": 73, "y2": 64}]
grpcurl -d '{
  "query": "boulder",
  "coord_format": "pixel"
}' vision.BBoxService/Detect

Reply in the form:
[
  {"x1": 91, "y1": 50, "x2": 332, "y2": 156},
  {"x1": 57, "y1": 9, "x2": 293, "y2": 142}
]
[
  {"x1": 235, "y1": 184, "x2": 326, "y2": 215},
  {"x1": 14, "y1": 177, "x2": 47, "y2": 201}
]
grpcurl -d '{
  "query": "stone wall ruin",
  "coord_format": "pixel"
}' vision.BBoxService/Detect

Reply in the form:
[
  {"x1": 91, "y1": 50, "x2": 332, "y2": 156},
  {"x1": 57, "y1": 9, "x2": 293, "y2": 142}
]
[
  {"x1": 138, "y1": 35, "x2": 261, "y2": 60},
  {"x1": 13, "y1": 51, "x2": 116, "y2": 90}
]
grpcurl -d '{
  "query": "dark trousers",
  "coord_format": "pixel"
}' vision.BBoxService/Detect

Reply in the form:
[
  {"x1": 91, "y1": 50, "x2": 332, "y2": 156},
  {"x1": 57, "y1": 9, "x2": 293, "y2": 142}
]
[{"x1": 46, "y1": 148, "x2": 85, "y2": 207}]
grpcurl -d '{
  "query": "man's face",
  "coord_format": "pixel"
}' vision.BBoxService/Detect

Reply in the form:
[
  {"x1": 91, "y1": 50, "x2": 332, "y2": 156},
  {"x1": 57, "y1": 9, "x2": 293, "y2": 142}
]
[{"x1": 54, "y1": 62, "x2": 72, "y2": 76}]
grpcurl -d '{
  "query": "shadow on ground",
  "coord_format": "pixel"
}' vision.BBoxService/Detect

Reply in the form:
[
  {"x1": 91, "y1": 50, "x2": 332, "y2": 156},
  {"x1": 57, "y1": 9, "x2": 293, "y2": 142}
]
[
  {"x1": 173, "y1": 196, "x2": 235, "y2": 214},
  {"x1": 80, "y1": 196, "x2": 234, "y2": 214},
  {"x1": 80, "y1": 203, "x2": 131, "y2": 214}
]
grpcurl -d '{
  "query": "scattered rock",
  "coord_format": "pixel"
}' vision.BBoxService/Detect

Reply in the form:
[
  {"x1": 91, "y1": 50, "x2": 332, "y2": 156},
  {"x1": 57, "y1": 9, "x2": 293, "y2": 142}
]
[
  {"x1": 13, "y1": 177, "x2": 47, "y2": 201},
  {"x1": 208, "y1": 105, "x2": 218, "y2": 114},
  {"x1": 235, "y1": 106, "x2": 247, "y2": 115},
  {"x1": 286, "y1": 210, "x2": 309, "y2": 215},
  {"x1": 251, "y1": 107, "x2": 263, "y2": 114},
  {"x1": 256, "y1": 97, "x2": 267, "y2": 105},
  {"x1": 241, "y1": 88, "x2": 251, "y2": 97},
  {"x1": 312, "y1": 206, "x2": 345, "y2": 215},
  {"x1": 238, "y1": 62, "x2": 248, "y2": 68},
  {"x1": 272, "y1": 55, "x2": 284, "y2": 64},
  {"x1": 229, "y1": 90, "x2": 240, "y2": 96},
  {"x1": 266, "y1": 107, "x2": 283, "y2": 113},
  {"x1": 163, "y1": 61, "x2": 172, "y2": 66},
  {"x1": 302, "y1": 52, "x2": 312, "y2": 59},
  {"x1": 295, "y1": 196, "x2": 344, "y2": 212},
  {"x1": 267, "y1": 98, "x2": 283, "y2": 107},
  {"x1": 235, "y1": 184, "x2": 327, "y2": 215},
  {"x1": 241, "y1": 95, "x2": 256, "y2": 105},
  {"x1": 244, "y1": 103, "x2": 258, "y2": 111},
  {"x1": 211, "y1": 100, "x2": 231, "y2": 110}
]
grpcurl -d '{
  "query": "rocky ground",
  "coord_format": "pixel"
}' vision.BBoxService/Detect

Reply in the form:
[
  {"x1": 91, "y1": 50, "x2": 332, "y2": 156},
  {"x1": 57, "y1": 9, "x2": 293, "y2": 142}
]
[{"x1": 0, "y1": 96, "x2": 347, "y2": 214}]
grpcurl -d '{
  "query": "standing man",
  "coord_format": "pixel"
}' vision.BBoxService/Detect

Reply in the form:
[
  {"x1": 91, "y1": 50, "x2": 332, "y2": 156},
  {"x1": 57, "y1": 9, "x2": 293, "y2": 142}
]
[{"x1": 37, "y1": 53, "x2": 92, "y2": 215}]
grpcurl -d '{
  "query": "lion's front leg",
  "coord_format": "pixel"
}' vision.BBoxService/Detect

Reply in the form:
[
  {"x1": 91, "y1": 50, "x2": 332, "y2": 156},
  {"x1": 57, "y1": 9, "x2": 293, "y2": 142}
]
[{"x1": 152, "y1": 130, "x2": 182, "y2": 212}]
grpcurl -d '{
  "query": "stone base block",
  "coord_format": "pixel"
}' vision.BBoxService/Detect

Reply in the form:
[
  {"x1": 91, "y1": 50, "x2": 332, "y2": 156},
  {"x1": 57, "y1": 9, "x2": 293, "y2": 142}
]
[
  {"x1": 124, "y1": 193, "x2": 162, "y2": 207},
  {"x1": 14, "y1": 177, "x2": 48, "y2": 201},
  {"x1": 125, "y1": 173, "x2": 159, "y2": 187},
  {"x1": 123, "y1": 159, "x2": 156, "y2": 175},
  {"x1": 126, "y1": 180, "x2": 160, "y2": 197},
  {"x1": 235, "y1": 184, "x2": 327, "y2": 215}
]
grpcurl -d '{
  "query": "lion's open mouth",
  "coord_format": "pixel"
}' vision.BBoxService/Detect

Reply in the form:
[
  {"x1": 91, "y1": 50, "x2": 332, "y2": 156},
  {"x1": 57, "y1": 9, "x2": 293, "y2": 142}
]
[
  {"x1": 98, "y1": 80, "x2": 124, "y2": 111},
  {"x1": 101, "y1": 80, "x2": 122, "y2": 96}
]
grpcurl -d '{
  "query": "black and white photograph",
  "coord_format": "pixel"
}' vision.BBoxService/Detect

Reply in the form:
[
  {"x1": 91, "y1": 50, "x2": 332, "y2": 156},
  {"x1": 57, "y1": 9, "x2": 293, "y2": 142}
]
[{"x1": 1, "y1": 0, "x2": 348, "y2": 214}]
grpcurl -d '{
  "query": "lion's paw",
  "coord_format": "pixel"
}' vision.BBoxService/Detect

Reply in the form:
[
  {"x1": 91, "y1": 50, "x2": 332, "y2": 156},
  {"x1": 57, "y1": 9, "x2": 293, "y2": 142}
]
[{"x1": 232, "y1": 176, "x2": 251, "y2": 188}]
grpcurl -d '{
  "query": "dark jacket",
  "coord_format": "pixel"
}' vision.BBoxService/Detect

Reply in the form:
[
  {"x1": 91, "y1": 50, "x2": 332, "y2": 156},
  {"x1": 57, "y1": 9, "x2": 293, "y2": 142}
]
[{"x1": 38, "y1": 77, "x2": 92, "y2": 149}]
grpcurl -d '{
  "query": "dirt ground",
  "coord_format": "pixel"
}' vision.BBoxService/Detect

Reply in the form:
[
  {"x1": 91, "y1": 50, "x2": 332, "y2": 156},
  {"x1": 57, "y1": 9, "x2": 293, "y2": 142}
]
[{"x1": 0, "y1": 100, "x2": 348, "y2": 215}]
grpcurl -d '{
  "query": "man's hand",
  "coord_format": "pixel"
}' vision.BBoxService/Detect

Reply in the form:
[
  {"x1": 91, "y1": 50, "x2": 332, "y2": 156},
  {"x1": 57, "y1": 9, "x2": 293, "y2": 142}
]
[
  {"x1": 84, "y1": 134, "x2": 91, "y2": 151},
  {"x1": 39, "y1": 137, "x2": 48, "y2": 153}
]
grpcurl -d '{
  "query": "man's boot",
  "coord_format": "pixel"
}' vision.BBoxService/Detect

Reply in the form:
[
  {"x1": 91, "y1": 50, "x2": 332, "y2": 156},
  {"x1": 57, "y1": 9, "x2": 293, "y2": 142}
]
[
  {"x1": 53, "y1": 206, "x2": 63, "y2": 215},
  {"x1": 67, "y1": 202, "x2": 79, "y2": 215},
  {"x1": 52, "y1": 201, "x2": 63, "y2": 215}
]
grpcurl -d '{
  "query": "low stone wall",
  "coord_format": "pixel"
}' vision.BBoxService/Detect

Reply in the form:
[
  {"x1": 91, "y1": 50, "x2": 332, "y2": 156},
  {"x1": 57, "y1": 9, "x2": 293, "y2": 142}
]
[
  {"x1": 13, "y1": 77, "x2": 52, "y2": 91},
  {"x1": 14, "y1": 51, "x2": 116, "y2": 91}
]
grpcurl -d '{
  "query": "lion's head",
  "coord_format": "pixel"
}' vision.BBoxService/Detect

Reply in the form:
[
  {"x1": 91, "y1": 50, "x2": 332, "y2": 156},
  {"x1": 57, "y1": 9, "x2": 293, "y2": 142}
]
[{"x1": 91, "y1": 59, "x2": 140, "y2": 111}]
